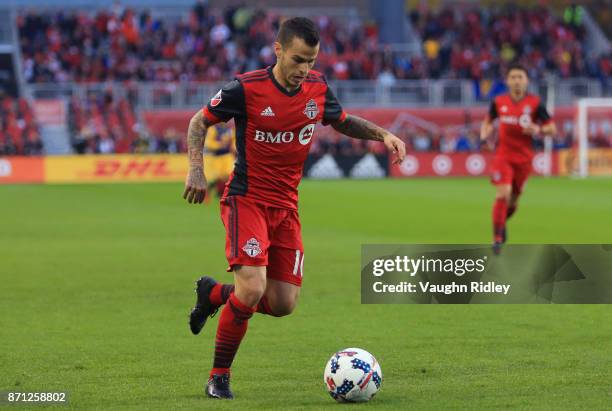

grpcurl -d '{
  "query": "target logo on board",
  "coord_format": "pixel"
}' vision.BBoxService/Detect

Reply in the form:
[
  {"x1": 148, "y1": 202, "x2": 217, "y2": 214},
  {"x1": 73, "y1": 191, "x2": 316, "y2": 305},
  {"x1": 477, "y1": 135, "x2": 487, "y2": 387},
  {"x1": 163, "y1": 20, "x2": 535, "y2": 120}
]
[
  {"x1": 532, "y1": 153, "x2": 550, "y2": 175},
  {"x1": 0, "y1": 159, "x2": 12, "y2": 177},
  {"x1": 400, "y1": 155, "x2": 419, "y2": 176},
  {"x1": 466, "y1": 154, "x2": 486, "y2": 175},
  {"x1": 432, "y1": 155, "x2": 452, "y2": 175}
]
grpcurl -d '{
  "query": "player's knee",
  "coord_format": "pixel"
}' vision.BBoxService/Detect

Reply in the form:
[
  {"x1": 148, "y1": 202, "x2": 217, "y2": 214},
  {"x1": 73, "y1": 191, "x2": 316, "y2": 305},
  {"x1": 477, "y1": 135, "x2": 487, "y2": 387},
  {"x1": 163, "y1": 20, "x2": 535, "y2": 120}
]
[
  {"x1": 495, "y1": 187, "x2": 511, "y2": 202},
  {"x1": 238, "y1": 281, "x2": 266, "y2": 307},
  {"x1": 234, "y1": 267, "x2": 267, "y2": 307},
  {"x1": 496, "y1": 192, "x2": 511, "y2": 202},
  {"x1": 270, "y1": 299, "x2": 297, "y2": 317},
  {"x1": 265, "y1": 288, "x2": 300, "y2": 317},
  {"x1": 237, "y1": 288, "x2": 265, "y2": 308},
  {"x1": 274, "y1": 296, "x2": 299, "y2": 316}
]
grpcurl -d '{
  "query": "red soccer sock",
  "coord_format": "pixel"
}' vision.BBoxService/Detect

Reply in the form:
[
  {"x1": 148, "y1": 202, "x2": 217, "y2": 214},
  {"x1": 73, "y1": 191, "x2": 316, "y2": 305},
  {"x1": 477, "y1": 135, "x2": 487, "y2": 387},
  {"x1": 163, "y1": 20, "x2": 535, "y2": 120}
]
[
  {"x1": 210, "y1": 367, "x2": 230, "y2": 377},
  {"x1": 492, "y1": 198, "x2": 508, "y2": 242},
  {"x1": 209, "y1": 283, "x2": 235, "y2": 306},
  {"x1": 256, "y1": 295, "x2": 280, "y2": 317},
  {"x1": 211, "y1": 293, "x2": 255, "y2": 375}
]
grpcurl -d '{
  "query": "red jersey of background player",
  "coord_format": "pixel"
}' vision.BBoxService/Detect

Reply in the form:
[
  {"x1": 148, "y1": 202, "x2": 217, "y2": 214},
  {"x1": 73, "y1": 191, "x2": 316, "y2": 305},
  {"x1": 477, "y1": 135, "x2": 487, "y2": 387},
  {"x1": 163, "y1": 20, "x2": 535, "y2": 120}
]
[
  {"x1": 202, "y1": 66, "x2": 346, "y2": 210},
  {"x1": 488, "y1": 93, "x2": 553, "y2": 162}
]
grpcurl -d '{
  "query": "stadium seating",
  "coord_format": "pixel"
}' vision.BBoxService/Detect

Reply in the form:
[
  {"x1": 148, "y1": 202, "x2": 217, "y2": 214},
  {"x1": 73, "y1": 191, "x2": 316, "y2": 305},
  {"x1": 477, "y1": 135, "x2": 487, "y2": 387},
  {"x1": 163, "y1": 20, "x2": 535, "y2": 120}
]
[
  {"x1": 0, "y1": 95, "x2": 43, "y2": 155},
  {"x1": 12, "y1": 3, "x2": 610, "y2": 156},
  {"x1": 409, "y1": 3, "x2": 612, "y2": 80},
  {"x1": 18, "y1": 3, "x2": 610, "y2": 83},
  {"x1": 69, "y1": 92, "x2": 138, "y2": 154},
  {"x1": 18, "y1": 6, "x2": 365, "y2": 82}
]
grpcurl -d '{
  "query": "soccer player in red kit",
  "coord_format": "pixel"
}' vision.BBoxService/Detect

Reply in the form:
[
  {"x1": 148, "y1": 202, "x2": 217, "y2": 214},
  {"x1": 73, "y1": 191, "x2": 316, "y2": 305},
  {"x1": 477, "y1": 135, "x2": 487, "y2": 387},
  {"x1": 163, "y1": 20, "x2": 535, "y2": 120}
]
[
  {"x1": 480, "y1": 64, "x2": 556, "y2": 254},
  {"x1": 182, "y1": 18, "x2": 406, "y2": 399}
]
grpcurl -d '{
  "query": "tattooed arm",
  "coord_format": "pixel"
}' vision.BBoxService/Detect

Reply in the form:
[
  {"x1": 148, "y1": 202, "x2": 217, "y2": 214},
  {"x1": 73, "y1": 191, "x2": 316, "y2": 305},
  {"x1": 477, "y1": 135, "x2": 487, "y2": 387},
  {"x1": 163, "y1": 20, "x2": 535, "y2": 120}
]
[
  {"x1": 183, "y1": 110, "x2": 210, "y2": 204},
  {"x1": 331, "y1": 114, "x2": 406, "y2": 164}
]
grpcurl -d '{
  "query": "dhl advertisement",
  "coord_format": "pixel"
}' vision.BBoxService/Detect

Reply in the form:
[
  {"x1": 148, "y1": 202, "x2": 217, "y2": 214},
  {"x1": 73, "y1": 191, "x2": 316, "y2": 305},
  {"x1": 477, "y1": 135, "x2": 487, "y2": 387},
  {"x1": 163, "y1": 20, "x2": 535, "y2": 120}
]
[
  {"x1": 558, "y1": 148, "x2": 612, "y2": 176},
  {"x1": 0, "y1": 155, "x2": 189, "y2": 184},
  {"x1": 45, "y1": 155, "x2": 188, "y2": 183}
]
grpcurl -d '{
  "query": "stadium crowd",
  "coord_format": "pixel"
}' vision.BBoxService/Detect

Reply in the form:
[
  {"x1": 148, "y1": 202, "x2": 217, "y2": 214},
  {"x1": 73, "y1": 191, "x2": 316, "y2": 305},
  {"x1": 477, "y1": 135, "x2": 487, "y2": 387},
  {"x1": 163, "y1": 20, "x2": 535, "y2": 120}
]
[
  {"x1": 0, "y1": 94, "x2": 43, "y2": 156},
  {"x1": 18, "y1": 2, "x2": 611, "y2": 84},
  {"x1": 13, "y1": 2, "x2": 610, "y2": 156},
  {"x1": 66, "y1": 91, "x2": 181, "y2": 154},
  {"x1": 409, "y1": 3, "x2": 610, "y2": 82},
  {"x1": 18, "y1": 2, "x2": 374, "y2": 83}
]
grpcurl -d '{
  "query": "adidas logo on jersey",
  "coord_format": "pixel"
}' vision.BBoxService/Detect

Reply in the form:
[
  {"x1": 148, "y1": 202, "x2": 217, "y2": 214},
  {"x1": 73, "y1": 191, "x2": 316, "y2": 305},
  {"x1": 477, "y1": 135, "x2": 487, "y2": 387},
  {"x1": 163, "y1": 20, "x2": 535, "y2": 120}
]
[{"x1": 260, "y1": 106, "x2": 275, "y2": 116}]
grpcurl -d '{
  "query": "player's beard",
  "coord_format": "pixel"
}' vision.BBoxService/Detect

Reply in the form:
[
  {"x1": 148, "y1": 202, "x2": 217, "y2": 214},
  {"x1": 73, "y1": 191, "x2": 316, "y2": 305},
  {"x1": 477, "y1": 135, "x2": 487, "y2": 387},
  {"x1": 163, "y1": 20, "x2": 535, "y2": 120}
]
[
  {"x1": 511, "y1": 85, "x2": 526, "y2": 98},
  {"x1": 285, "y1": 73, "x2": 304, "y2": 90},
  {"x1": 277, "y1": 59, "x2": 305, "y2": 89},
  {"x1": 289, "y1": 70, "x2": 307, "y2": 88},
  {"x1": 279, "y1": 63, "x2": 295, "y2": 87},
  {"x1": 289, "y1": 76, "x2": 303, "y2": 87}
]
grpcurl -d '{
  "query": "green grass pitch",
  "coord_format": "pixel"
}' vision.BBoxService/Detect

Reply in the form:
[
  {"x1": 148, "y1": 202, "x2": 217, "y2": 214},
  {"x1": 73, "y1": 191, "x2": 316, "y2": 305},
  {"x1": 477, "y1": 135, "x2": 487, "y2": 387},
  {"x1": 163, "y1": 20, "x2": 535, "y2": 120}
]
[{"x1": 1, "y1": 178, "x2": 611, "y2": 410}]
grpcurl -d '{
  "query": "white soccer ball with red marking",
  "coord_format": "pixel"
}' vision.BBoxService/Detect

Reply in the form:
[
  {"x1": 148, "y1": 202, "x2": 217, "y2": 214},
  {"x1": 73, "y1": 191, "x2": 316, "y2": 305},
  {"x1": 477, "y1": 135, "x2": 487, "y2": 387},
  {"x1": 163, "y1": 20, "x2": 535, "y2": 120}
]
[{"x1": 323, "y1": 347, "x2": 382, "y2": 402}]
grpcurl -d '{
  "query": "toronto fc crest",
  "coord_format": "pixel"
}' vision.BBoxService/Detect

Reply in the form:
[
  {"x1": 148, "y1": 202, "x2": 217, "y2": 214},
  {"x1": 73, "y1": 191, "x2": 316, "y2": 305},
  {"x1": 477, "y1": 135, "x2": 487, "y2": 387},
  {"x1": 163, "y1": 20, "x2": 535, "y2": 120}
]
[
  {"x1": 242, "y1": 237, "x2": 262, "y2": 257},
  {"x1": 210, "y1": 89, "x2": 222, "y2": 107},
  {"x1": 304, "y1": 99, "x2": 319, "y2": 120}
]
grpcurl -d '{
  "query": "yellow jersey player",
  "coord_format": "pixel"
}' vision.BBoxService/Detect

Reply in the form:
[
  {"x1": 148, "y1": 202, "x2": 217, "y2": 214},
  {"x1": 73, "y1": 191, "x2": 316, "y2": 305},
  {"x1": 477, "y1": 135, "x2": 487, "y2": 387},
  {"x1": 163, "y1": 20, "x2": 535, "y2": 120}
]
[{"x1": 203, "y1": 124, "x2": 235, "y2": 201}]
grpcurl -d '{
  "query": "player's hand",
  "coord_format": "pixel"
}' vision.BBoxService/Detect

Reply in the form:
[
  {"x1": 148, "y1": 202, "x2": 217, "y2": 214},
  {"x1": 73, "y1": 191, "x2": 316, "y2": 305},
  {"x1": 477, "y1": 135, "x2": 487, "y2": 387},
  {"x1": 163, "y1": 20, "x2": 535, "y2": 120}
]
[
  {"x1": 183, "y1": 167, "x2": 207, "y2": 204},
  {"x1": 480, "y1": 123, "x2": 494, "y2": 142},
  {"x1": 383, "y1": 133, "x2": 406, "y2": 165},
  {"x1": 522, "y1": 123, "x2": 541, "y2": 136},
  {"x1": 480, "y1": 122, "x2": 496, "y2": 151}
]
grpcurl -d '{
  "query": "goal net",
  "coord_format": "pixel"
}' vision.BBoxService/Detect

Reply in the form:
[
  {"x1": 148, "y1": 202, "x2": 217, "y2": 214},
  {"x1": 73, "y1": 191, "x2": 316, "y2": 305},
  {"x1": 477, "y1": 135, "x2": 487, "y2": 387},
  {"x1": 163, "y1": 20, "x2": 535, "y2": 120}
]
[{"x1": 570, "y1": 98, "x2": 612, "y2": 177}]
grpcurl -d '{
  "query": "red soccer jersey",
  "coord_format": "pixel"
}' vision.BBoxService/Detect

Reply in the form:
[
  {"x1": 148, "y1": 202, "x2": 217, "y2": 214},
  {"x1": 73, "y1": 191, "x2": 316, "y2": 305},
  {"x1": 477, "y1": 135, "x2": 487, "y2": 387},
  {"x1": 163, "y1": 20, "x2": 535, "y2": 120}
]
[
  {"x1": 202, "y1": 66, "x2": 346, "y2": 210},
  {"x1": 488, "y1": 93, "x2": 553, "y2": 163}
]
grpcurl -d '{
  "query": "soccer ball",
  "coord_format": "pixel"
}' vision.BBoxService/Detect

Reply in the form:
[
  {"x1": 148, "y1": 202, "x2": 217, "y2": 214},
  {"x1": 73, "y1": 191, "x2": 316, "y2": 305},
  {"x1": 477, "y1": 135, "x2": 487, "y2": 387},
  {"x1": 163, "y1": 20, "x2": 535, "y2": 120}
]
[{"x1": 323, "y1": 347, "x2": 382, "y2": 402}]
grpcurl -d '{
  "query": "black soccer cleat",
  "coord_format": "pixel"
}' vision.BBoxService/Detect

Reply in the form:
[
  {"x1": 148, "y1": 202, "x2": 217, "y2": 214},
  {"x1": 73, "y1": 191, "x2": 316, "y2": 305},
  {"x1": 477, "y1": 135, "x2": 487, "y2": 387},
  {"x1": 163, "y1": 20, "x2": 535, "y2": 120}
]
[
  {"x1": 501, "y1": 227, "x2": 507, "y2": 244},
  {"x1": 189, "y1": 276, "x2": 219, "y2": 335},
  {"x1": 206, "y1": 373, "x2": 234, "y2": 399}
]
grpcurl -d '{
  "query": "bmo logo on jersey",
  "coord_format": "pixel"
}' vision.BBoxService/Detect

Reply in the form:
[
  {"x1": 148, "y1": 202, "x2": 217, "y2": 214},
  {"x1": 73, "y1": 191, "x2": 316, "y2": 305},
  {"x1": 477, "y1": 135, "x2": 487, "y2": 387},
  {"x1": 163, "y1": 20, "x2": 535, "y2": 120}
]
[
  {"x1": 254, "y1": 124, "x2": 315, "y2": 145},
  {"x1": 500, "y1": 114, "x2": 533, "y2": 127}
]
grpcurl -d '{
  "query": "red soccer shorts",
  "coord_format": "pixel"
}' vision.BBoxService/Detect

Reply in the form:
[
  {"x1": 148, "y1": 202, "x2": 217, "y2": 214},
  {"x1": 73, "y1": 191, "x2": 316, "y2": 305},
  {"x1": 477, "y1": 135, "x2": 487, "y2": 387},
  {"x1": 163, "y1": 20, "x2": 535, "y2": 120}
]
[
  {"x1": 220, "y1": 195, "x2": 304, "y2": 287},
  {"x1": 490, "y1": 156, "x2": 531, "y2": 195}
]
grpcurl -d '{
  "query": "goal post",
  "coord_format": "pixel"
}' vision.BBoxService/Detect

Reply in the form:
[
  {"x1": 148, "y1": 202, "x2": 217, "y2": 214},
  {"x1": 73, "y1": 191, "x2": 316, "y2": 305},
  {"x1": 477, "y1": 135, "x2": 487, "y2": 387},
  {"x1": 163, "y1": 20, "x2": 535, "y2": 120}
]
[
  {"x1": 576, "y1": 98, "x2": 612, "y2": 178},
  {"x1": 543, "y1": 79, "x2": 555, "y2": 177}
]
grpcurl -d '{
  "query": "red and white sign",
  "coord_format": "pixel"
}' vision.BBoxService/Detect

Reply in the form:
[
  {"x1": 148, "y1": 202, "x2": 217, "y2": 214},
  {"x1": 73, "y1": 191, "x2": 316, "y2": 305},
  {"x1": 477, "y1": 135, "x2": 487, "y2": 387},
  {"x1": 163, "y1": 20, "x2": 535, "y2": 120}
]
[{"x1": 390, "y1": 152, "x2": 558, "y2": 177}]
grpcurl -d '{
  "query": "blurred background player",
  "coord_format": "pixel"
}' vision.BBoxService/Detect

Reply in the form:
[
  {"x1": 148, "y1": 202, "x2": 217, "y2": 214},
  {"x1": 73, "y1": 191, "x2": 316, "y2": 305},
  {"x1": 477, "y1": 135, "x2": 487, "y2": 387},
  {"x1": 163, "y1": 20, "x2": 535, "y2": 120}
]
[
  {"x1": 480, "y1": 64, "x2": 557, "y2": 254},
  {"x1": 203, "y1": 123, "x2": 235, "y2": 202}
]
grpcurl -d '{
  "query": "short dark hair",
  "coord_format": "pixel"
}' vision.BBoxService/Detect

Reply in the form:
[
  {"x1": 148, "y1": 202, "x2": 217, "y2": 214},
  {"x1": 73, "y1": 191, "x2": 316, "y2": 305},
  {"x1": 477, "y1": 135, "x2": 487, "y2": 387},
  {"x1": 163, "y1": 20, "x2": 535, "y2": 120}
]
[
  {"x1": 506, "y1": 63, "x2": 529, "y2": 78},
  {"x1": 277, "y1": 17, "x2": 319, "y2": 48}
]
